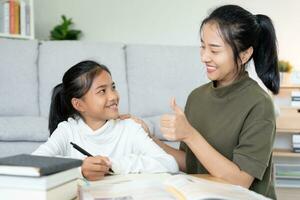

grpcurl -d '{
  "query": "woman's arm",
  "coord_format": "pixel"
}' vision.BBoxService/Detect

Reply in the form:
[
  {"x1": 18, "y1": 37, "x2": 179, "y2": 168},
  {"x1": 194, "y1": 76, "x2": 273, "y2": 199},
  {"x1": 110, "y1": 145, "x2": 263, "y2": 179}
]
[
  {"x1": 183, "y1": 129, "x2": 254, "y2": 188},
  {"x1": 161, "y1": 98, "x2": 254, "y2": 188}
]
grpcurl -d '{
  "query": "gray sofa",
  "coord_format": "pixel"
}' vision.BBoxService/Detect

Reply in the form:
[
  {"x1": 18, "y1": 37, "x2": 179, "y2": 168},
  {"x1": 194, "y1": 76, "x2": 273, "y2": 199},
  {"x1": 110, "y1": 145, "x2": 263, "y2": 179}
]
[{"x1": 0, "y1": 38, "x2": 209, "y2": 158}]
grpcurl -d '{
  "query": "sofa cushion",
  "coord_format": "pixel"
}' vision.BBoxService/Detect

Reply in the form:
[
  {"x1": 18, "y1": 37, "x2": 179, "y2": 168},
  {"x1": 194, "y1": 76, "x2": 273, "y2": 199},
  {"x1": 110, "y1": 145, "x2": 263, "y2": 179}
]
[
  {"x1": 126, "y1": 44, "x2": 209, "y2": 117},
  {"x1": 0, "y1": 38, "x2": 39, "y2": 116},
  {"x1": 0, "y1": 117, "x2": 48, "y2": 141},
  {"x1": 38, "y1": 41, "x2": 128, "y2": 117},
  {"x1": 0, "y1": 141, "x2": 43, "y2": 158},
  {"x1": 143, "y1": 115, "x2": 163, "y2": 139}
]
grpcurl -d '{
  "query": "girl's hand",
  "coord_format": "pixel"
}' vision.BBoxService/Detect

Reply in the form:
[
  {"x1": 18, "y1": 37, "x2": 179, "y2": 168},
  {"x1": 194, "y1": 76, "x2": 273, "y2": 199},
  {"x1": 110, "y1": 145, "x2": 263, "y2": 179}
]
[
  {"x1": 81, "y1": 156, "x2": 111, "y2": 181},
  {"x1": 160, "y1": 98, "x2": 194, "y2": 142},
  {"x1": 119, "y1": 114, "x2": 151, "y2": 134}
]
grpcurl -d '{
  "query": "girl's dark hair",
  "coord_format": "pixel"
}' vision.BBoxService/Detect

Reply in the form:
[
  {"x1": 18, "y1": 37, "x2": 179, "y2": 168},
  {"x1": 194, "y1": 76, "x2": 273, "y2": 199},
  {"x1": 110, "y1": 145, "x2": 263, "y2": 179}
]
[
  {"x1": 200, "y1": 5, "x2": 279, "y2": 94},
  {"x1": 49, "y1": 60, "x2": 111, "y2": 135}
]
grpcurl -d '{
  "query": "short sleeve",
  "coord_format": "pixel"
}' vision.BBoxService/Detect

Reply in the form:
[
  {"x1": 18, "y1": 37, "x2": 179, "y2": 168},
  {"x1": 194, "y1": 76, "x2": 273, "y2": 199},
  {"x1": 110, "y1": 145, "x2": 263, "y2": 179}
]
[
  {"x1": 233, "y1": 98, "x2": 276, "y2": 180},
  {"x1": 180, "y1": 93, "x2": 192, "y2": 152}
]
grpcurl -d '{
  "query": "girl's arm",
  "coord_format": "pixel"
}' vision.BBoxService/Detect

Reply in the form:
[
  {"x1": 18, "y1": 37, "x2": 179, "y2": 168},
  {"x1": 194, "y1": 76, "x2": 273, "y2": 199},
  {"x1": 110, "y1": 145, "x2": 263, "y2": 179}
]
[
  {"x1": 151, "y1": 136, "x2": 186, "y2": 172},
  {"x1": 119, "y1": 114, "x2": 186, "y2": 171},
  {"x1": 32, "y1": 125, "x2": 68, "y2": 156},
  {"x1": 32, "y1": 124, "x2": 111, "y2": 181},
  {"x1": 111, "y1": 125, "x2": 179, "y2": 174}
]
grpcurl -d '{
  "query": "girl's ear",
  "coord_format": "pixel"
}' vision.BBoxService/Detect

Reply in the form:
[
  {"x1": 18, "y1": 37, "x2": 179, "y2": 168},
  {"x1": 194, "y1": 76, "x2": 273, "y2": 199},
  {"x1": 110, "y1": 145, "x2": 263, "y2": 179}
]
[
  {"x1": 71, "y1": 98, "x2": 85, "y2": 113},
  {"x1": 240, "y1": 46, "x2": 253, "y2": 65}
]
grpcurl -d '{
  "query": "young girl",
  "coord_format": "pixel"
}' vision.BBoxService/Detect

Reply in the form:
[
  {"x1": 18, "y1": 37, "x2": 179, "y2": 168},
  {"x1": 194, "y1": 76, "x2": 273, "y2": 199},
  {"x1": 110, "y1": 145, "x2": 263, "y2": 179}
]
[
  {"x1": 155, "y1": 5, "x2": 279, "y2": 199},
  {"x1": 33, "y1": 60, "x2": 178, "y2": 181}
]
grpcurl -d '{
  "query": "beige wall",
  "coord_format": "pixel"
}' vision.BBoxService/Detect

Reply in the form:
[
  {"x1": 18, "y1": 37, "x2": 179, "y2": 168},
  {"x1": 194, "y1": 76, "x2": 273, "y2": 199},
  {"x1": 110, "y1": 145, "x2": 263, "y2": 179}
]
[{"x1": 34, "y1": 0, "x2": 300, "y2": 70}]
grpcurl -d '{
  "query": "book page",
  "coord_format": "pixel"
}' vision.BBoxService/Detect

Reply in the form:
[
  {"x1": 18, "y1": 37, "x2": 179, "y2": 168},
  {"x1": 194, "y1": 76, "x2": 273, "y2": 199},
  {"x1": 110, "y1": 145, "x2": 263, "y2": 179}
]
[
  {"x1": 164, "y1": 175, "x2": 271, "y2": 200},
  {"x1": 79, "y1": 173, "x2": 175, "y2": 200}
]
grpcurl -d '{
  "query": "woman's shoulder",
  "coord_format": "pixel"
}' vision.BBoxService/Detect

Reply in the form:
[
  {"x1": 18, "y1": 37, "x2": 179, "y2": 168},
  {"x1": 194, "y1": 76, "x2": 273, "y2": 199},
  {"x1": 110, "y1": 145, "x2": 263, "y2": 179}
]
[
  {"x1": 244, "y1": 80, "x2": 275, "y2": 115},
  {"x1": 246, "y1": 79, "x2": 273, "y2": 102},
  {"x1": 187, "y1": 82, "x2": 211, "y2": 99}
]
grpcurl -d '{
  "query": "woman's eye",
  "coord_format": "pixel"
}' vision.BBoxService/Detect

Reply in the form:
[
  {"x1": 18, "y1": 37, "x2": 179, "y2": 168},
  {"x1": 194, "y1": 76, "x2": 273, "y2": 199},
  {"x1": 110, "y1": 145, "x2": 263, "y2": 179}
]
[
  {"x1": 112, "y1": 85, "x2": 116, "y2": 90},
  {"x1": 211, "y1": 50, "x2": 219, "y2": 54}
]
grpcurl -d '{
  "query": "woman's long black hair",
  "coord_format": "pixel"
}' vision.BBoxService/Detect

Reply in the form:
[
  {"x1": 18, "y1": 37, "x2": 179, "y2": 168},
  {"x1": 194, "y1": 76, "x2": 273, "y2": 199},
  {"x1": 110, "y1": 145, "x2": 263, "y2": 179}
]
[
  {"x1": 200, "y1": 5, "x2": 279, "y2": 94},
  {"x1": 49, "y1": 60, "x2": 111, "y2": 135}
]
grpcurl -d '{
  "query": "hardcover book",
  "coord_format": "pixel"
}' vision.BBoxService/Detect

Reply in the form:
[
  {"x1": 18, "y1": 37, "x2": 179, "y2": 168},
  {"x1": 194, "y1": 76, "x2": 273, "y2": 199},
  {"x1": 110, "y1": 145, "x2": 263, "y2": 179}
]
[{"x1": 0, "y1": 154, "x2": 82, "y2": 177}]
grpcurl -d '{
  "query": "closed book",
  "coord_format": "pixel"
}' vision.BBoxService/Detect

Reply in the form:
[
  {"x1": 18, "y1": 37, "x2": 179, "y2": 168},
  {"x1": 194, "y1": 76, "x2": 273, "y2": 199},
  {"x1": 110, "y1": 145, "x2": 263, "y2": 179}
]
[
  {"x1": 19, "y1": 0, "x2": 25, "y2": 35},
  {"x1": 25, "y1": 2, "x2": 30, "y2": 35},
  {"x1": 291, "y1": 101, "x2": 300, "y2": 107},
  {"x1": 293, "y1": 134, "x2": 300, "y2": 143},
  {"x1": 293, "y1": 144, "x2": 300, "y2": 149},
  {"x1": 294, "y1": 148, "x2": 300, "y2": 153},
  {"x1": 275, "y1": 164, "x2": 300, "y2": 179},
  {"x1": 9, "y1": 0, "x2": 16, "y2": 34},
  {"x1": 0, "y1": 179, "x2": 78, "y2": 200},
  {"x1": 291, "y1": 91, "x2": 300, "y2": 97},
  {"x1": 0, "y1": 2, "x2": 3, "y2": 32},
  {"x1": 13, "y1": 0, "x2": 20, "y2": 34},
  {"x1": 0, "y1": 154, "x2": 82, "y2": 177},
  {"x1": 0, "y1": 167, "x2": 79, "y2": 190},
  {"x1": 3, "y1": 1, "x2": 10, "y2": 33},
  {"x1": 291, "y1": 97, "x2": 300, "y2": 101}
]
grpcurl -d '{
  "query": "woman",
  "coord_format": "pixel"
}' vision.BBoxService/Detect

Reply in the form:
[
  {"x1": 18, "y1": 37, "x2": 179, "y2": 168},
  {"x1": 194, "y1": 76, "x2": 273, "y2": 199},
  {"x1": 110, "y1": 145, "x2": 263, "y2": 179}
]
[{"x1": 156, "y1": 4, "x2": 279, "y2": 199}]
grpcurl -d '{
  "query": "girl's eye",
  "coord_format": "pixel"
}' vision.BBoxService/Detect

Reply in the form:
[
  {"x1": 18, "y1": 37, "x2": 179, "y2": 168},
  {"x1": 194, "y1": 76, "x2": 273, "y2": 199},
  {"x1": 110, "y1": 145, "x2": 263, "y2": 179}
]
[{"x1": 98, "y1": 89, "x2": 105, "y2": 94}]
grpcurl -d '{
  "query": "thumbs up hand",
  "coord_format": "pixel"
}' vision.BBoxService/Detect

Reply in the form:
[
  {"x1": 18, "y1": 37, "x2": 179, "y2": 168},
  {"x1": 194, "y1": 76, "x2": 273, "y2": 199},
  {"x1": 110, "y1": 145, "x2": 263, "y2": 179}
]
[{"x1": 160, "y1": 98, "x2": 194, "y2": 141}]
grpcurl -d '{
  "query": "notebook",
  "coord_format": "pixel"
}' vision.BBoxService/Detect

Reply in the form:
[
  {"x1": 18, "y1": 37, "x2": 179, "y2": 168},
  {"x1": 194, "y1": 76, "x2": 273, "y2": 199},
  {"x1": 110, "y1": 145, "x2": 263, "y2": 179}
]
[{"x1": 0, "y1": 154, "x2": 82, "y2": 177}]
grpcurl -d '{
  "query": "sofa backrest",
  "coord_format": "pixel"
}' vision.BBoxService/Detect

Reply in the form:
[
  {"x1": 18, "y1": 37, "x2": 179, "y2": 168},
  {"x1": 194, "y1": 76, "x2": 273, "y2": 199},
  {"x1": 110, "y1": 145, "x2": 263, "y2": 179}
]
[
  {"x1": 38, "y1": 41, "x2": 129, "y2": 118},
  {"x1": 0, "y1": 38, "x2": 39, "y2": 116},
  {"x1": 126, "y1": 44, "x2": 209, "y2": 117}
]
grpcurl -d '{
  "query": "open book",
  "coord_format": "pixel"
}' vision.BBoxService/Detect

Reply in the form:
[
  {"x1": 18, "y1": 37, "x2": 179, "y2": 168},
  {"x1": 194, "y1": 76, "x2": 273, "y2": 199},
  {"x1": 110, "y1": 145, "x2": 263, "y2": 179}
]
[
  {"x1": 165, "y1": 174, "x2": 270, "y2": 200},
  {"x1": 78, "y1": 173, "x2": 271, "y2": 200}
]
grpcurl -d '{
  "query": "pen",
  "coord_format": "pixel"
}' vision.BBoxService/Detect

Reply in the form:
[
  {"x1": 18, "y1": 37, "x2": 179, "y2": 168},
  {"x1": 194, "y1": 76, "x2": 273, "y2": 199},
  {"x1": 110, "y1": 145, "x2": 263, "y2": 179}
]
[{"x1": 70, "y1": 142, "x2": 114, "y2": 174}]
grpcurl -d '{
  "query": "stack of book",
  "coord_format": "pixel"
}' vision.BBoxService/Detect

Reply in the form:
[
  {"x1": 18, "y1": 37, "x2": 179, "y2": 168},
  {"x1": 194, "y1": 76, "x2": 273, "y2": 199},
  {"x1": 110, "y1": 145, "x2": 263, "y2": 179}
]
[
  {"x1": 293, "y1": 134, "x2": 300, "y2": 152},
  {"x1": 291, "y1": 91, "x2": 300, "y2": 107},
  {"x1": 275, "y1": 163, "x2": 300, "y2": 188},
  {"x1": 0, "y1": 0, "x2": 31, "y2": 35},
  {"x1": 0, "y1": 154, "x2": 82, "y2": 200}
]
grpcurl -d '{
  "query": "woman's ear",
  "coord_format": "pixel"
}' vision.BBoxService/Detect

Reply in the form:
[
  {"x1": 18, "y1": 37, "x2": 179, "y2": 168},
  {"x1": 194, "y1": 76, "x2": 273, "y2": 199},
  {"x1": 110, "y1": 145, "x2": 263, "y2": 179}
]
[
  {"x1": 240, "y1": 46, "x2": 253, "y2": 65},
  {"x1": 71, "y1": 98, "x2": 85, "y2": 113}
]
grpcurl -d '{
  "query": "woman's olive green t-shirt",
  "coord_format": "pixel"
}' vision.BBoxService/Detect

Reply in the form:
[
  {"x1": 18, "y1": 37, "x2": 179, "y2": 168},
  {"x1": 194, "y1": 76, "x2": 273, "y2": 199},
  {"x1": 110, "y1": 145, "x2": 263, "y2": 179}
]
[{"x1": 180, "y1": 73, "x2": 276, "y2": 199}]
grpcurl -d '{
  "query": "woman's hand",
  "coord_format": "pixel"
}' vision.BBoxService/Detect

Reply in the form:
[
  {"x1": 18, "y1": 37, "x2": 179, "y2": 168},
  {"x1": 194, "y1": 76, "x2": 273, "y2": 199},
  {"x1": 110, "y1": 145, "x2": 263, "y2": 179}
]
[
  {"x1": 81, "y1": 156, "x2": 111, "y2": 181},
  {"x1": 160, "y1": 98, "x2": 194, "y2": 142},
  {"x1": 119, "y1": 114, "x2": 151, "y2": 134}
]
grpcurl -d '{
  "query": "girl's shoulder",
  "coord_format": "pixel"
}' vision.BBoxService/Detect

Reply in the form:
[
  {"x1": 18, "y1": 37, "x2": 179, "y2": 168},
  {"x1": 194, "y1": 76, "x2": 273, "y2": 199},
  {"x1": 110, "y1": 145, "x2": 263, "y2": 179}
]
[
  {"x1": 115, "y1": 118, "x2": 141, "y2": 130},
  {"x1": 54, "y1": 117, "x2": 78, "y2": 133}
]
